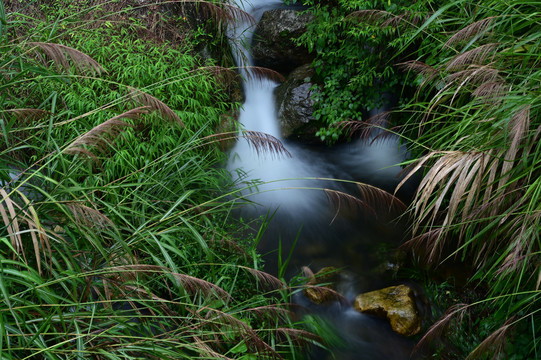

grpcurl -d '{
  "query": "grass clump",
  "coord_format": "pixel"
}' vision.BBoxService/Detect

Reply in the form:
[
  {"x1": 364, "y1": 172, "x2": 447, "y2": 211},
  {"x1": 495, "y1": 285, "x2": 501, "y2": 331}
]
[
  {"x1": 296, "y1": 0, "x2": 539, "y2": 357},
  {"x1": 0, "y1": 1, "x2": 313, "y2": 358}
]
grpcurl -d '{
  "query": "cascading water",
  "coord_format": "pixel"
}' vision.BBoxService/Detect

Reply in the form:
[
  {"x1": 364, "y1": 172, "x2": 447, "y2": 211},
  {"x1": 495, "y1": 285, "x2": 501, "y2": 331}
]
[{"x1": 227, "y1": 1, "x2": 420, "y2": 359}]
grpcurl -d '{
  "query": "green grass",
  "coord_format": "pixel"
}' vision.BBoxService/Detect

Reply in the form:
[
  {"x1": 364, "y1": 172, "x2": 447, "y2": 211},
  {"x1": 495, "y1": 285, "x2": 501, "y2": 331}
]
[
  {"x1": 0, "y1": 1, "x2": 314, "y2": 358},
  {"x1": 297, "y1": 0, "x2": 539, "y2": 357},
  {"x1": 392, "y1": 0, "x2": 541, "y2": 357}
]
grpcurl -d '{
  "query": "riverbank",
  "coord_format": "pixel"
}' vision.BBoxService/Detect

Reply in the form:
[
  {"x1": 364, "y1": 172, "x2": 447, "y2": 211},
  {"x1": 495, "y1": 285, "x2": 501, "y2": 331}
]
[
  {"x1": 292, "y1": 0, "x2": 540, "y2": 358},
  {"x1": 0, "y1": 1, "x2": 311, "y2": 358}
]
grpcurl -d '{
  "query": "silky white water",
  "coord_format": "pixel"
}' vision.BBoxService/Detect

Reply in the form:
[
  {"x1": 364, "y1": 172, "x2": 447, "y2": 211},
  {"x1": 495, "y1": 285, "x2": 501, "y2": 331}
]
[{"x1": 226, "y1": 1, "x2": 418, "y2": 359}]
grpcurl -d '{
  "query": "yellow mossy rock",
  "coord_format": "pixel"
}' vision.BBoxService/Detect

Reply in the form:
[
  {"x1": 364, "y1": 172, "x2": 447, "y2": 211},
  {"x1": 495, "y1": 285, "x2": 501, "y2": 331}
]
[{"x1": 353, "y1": 284, "x2": 421, "y2": 337}]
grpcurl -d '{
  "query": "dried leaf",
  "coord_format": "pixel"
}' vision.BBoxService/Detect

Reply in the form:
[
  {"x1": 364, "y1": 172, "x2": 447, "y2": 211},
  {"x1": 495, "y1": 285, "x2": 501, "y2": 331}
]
[{"x1": 0, "y1": 189, "x2": 23, "y2": 256}]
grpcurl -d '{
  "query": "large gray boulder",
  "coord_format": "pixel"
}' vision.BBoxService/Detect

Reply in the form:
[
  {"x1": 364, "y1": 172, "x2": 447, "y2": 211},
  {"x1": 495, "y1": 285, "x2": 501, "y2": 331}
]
[
  {"x1": 275, "y1": 64, "x2": 322, "y2": 143},
  {"x1": 252, "y1": 9, "x2": 315, "y2": 74}
]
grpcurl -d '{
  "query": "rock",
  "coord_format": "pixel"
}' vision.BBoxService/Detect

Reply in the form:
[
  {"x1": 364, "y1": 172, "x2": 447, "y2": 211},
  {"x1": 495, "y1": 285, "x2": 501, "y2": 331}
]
[
  {"x1": 252, "y1": 9, "x2": 315, "y2": 74},
  {"x1": 274, "y1": 64, "x2": 322, "y2": 143},
  {"x1": 303, "y1": 267, "x2": 340, "y2": 304},
  {"x1": 371, "y1": 250, "x2": 408, "y2": 279},
  {"x1": 353, "y1": 284, "x2": 422, "y2": 337}
]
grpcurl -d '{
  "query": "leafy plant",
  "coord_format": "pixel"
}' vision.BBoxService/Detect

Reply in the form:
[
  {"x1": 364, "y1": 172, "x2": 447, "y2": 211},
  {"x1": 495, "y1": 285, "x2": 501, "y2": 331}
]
[
  {"x1": 388, "y1": 0, "x2": 541, "y2": 358},
  {"x1": 295, "y1": 0, "x2": 438, "y2": 143},
  {"x1": 0, "y1": 1, "x2": 314, "y2": 358}
]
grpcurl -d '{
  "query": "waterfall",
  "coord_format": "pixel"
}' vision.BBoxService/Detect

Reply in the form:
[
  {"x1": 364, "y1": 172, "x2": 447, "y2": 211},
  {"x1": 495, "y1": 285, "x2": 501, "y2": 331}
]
[
  {"x1": 227, "y1": 0, "x2": 332, "y2": 215},
  {"x1": 225, "y1": 2, "x2": 418, "y2": 358}
]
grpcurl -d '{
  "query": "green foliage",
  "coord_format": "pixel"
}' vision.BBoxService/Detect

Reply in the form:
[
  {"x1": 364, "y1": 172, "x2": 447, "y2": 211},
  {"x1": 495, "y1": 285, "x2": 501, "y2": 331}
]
[
  {"x1": 295, "y1": 0, "x2": 437, "y2": 143},
  {"x1": 0, "y1": 1, "x2": 310, "y2": 358},
  {"x1": 386, "y1": 0, "x2": 541, "y2": 358},
  {"x1": 298, "y1": 0, "x2": 540, "y2": 356}
]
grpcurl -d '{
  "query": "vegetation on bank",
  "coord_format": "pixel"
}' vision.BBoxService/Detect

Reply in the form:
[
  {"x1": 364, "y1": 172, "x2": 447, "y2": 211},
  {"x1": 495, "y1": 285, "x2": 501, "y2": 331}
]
[
  {"x1": 0, "y1": 1, "x2": 316, "y2": 358},
  {"x1": 293, "y1": 0, "x2": 540, "y2": 358}
]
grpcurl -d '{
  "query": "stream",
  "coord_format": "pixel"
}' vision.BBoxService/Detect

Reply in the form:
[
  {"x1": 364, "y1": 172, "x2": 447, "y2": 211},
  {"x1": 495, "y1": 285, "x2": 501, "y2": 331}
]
[{"x1": 226, "y1": 1, "x2": 420, "y2": 358}]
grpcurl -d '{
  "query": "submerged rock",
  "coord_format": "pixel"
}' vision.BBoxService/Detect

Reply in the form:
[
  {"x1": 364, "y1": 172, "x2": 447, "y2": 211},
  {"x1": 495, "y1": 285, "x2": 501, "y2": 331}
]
[
  {"x1": 275, "y1": 64, "x2": 322, "y2": 143},
  {"x1": 251, "y1": 9, "x2": 315, "y2": 74},
  {"x1": 303, "y1": 267, "x2": 341, "y2": 304},
  {"x1": 353, "y1": 284, "x2": 421, "y2": 337}
]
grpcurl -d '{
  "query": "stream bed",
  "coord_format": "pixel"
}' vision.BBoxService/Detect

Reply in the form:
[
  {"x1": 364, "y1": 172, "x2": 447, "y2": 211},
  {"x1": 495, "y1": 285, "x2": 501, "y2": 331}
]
[{"x1": 226, "y1": 1, "x2": 421, "y2": 358}]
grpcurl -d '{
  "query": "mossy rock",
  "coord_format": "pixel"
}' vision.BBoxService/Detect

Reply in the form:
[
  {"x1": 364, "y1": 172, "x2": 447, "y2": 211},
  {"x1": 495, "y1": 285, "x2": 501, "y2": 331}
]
[{"x1": 353, "y1": 284, "x2": 422, "y2": 337}]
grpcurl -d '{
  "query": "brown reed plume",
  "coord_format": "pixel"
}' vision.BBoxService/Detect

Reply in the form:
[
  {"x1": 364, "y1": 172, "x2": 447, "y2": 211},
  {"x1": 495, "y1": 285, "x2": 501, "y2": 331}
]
[
  {"x1": 324, "y1": 185, "x2": 406, "y2": 224},
  {"x1": 65, "y1": 202, "x2": 115, "y2": 230},
  {"x1": 346, "y1": 9, "x2": 425, "y2": 28},
  {"x1": 445, "y1": 17, "x2": 497, "y2": 48},
  {"x1": 28, "y1": 42, "x2": 104, "y2": 75},
  {"x1": 64, "y1": 107, "x2": 149, "y2": 160},
  {"x1": 199, "y1": 307, "x2": 282, "y2": 359},
  {"x1": 127, "y1": 87, "x2": 184, "y2": 125},
  {"x1": 0, "y1": 188, "x2": 55, "y2": 275}
]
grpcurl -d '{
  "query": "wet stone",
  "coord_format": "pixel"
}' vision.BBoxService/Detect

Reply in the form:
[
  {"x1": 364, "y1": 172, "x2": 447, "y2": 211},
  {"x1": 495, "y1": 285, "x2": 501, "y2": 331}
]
[
  {"x1": 353, "y1": 284, "x2": 422, "y2": 337},
  {"x1": 303, "y1": 267, "x2": 341, "y2": 304}
]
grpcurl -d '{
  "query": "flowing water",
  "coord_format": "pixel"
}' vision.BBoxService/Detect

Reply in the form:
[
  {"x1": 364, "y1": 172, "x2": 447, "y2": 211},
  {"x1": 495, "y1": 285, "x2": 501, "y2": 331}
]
[{"x1": 227, "y1": 1, "x2": 419, "y2": 358}]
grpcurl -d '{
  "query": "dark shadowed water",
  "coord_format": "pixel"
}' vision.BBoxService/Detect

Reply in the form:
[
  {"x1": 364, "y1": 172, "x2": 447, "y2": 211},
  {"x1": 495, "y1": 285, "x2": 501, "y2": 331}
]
[{"x1": 227, "y1": 1, "x2": 420, "y2": 359}]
